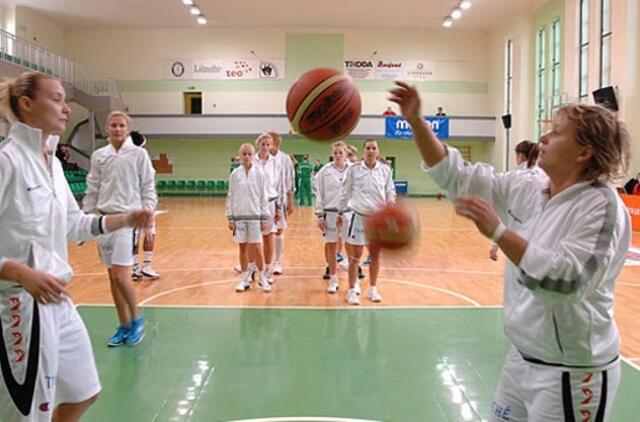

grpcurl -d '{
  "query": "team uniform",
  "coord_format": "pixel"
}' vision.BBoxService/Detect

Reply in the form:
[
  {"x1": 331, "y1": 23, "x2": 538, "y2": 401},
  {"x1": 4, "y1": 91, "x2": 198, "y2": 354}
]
[
  {"x1": 253, "y1": 154, "x2": 282, "y2": 235},
  {"x1": 0, "y1": 123, "x2": 102, "y2": 421},
  {"x1": 272, "y1": 150, "x2": 295, "y2": 229},
  {"x1": 226, "y1": 164, "x2": 269, "y2": 244},
  {"x1": 425, "y1": 146, "x2": 630, "y2": 421},
  {"x1": 314, "y1": 161, "x2": 351, "y2": 243},
  {"x1": 83, "y1": 136, "x2": 157, "y2": 267},
  {"x1": 339, "y1": 160, "x2": 396, "y2": 246}
]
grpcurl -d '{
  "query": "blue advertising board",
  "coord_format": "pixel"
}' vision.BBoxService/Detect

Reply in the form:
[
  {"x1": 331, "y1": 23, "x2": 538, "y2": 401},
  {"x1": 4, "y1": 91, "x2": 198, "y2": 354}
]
[{"x1": 385, "y1": 116, "x2": 449, "y2": 139}]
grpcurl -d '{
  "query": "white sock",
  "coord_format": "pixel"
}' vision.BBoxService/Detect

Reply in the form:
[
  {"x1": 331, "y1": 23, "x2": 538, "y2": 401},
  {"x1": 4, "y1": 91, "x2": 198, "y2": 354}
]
[
  {"x1": 143, "y1": 251, "x2": 153, "y2": 266},
  {"x1": 275, "y1": 235, "x2": 284, "y2": 262}
]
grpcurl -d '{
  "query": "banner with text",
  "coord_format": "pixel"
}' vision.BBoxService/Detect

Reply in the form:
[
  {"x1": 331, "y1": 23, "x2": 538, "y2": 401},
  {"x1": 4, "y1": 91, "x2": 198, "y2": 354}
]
[
  {"x1": 385, "y1": 116, "x2": 449, "y2": 139},
  {"x1": 344, "y1": 60, "x2": 436, "y2": 81},
  {"x1": 163, "y1": 59, "x2": 285, "y2": 80}
]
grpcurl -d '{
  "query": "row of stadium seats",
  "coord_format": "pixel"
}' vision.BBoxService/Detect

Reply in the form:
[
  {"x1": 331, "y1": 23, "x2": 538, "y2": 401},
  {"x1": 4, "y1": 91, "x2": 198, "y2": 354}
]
[
  {"x1": 156, "y1": 179, "x2": 229, "y2": 195},
  {"x1": 1, "y1": 53, "x2": 53, "y2": 75},
  {"x1": 64, "y1": 169, "x2": 88, "y2": 183},
  {"x1": 69, "y1": 182, "x2": 88, "y2": 196}
]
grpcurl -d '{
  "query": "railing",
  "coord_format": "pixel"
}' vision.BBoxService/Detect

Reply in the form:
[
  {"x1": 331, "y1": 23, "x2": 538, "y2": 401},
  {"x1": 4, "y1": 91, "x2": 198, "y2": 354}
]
[{"x1": 0, "y1": 28, "x2": 119, "y2": 98}]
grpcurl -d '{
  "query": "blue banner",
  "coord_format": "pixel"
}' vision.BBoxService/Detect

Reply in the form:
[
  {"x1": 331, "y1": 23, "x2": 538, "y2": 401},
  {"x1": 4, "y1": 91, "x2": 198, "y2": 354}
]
[{"x1": 385, "y1": 116, "x2": 449, "y2": 139}]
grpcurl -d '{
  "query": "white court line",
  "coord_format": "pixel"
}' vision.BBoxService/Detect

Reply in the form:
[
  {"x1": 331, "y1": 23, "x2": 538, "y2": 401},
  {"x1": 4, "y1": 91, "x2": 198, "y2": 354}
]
[
  {"x1": 621, "y1": 357, "x2": 640, "y2": 372},
  {"x1": 73, "y1": 266, "x2": 502, "y2": 278},
  {"x1": 225, "y1": 418, "x2": 381, "y2": 422},
  {"x1": 137, "y1": 276, "x2": 482, "y2": 307},
  {"x1": 617, "y1": 282, "x2": 640, "y2": 287}
]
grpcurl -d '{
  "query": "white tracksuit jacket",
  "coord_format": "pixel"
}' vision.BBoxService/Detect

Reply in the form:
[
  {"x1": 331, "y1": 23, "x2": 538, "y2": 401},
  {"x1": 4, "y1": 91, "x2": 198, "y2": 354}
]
[
  {"x1": 0, "y1": 123, "x2": 103, "y2": 290},
  {"x1": 83, "y1": 136, "x2": 157, "y2": 214},
  {"x1": 253, "y1": 154, "x2": 281, "y2": 208},
  {"x1": 225, "y1": 164, "x2": 269, "y2": 221},
  {"x1": 273, "y1": 149, "x2": 295, "y2": 205},
  {"x1": 425, "y1": 146, "x2": 631, "y2": 367},
  {"x1": 314, "y1": 161, "x2": 350, "y2": 216},
  {"x1": 339, "y1": 160, "x2": 396, "y2": 216}
]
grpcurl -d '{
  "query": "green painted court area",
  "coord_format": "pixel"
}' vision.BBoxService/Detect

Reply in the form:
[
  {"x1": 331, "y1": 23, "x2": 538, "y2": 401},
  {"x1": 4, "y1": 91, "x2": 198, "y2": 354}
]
[{"x1": 79, "y1": 307, "x2": 640, "y2": 422}]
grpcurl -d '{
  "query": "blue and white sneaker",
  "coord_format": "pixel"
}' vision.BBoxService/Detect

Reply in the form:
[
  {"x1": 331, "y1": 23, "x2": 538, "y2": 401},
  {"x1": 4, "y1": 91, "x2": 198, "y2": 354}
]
[
  {"x1": 107, "y1": 325, "x2": 129, "y2": 347},
  {"x1": 336, "y1": 252, "x2": 345, "y2": 262},
  {"x1": 125, "y1": 317, "x2": 145, "y2": 346}
]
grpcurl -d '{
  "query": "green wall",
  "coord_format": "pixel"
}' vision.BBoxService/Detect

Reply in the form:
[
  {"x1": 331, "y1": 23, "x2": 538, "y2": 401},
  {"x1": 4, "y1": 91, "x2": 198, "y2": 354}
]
[{"x1": 147, "y1": 137, "x2": 492, "y2": 196}]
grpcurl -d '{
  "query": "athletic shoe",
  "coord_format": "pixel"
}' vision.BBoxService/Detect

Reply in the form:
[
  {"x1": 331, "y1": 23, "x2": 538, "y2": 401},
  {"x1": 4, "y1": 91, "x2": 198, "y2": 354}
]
[
  {"x1": 323, "y1": 266, "x2": 330, "y2": 280},
  {"x1": 327, "y1": 277, "x2": 339, "y2": 294},
  {"x1": 259, "y1": 273, "x2": 272, "y2": 292},
  {"x1": 336, "y1": 252, "x2": 345, "y2": 262},
  {"x1": 131, "y1": 268, "x2": 143, "y2": 281},
  {"x1": 347, "y1": 288, "x2": 360, "y2": 305},
  {"x1": 363, "y1": 255, "x2": 372, "y2": 265},
  {"x1": 354, "y1": 280, "x2": 362, "y2": 295},
  {"x1": 247, "y1": 262, "x2": 257, "y2": 283},
  {"x1": 125, "y1": 317, "x2": 145, "y2": 346},
  {"x1": 142, "y1": 266, "x2": 160, "y2": 280},
  {"x1": 235, "y1": 271, "x2": 252, "y2": 292},
  {"x1": 357, "y1": 266, "x2": 365, "y2": 279},
  {"x1": 272, "y1": 262, "x2": 283, "y2": 275},
  {"x1": 368, "y1": 286, "x2": 382, "y2": 303},
  {"x1": 107, "y1": 325, "x2": 129, "y2": 347},
  {"x1": 338, "y1": 259, "x2": 349, "y2": 270}
]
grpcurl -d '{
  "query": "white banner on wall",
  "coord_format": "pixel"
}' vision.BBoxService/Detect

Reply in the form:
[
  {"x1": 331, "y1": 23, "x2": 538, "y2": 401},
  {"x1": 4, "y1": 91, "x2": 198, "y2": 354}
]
[
  {"x1": 344, "y1": 59, "x2": 436, "y2": 81},
  {"x1": 163, "y1": 59, "x2": 285, "y2": 80}
]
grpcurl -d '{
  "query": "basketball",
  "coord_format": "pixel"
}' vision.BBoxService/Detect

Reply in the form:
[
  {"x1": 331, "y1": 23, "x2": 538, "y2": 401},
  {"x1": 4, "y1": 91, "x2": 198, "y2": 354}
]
[
  {"x1": 364, "y1": 202, "x2": 420, "y2": 250},
  {"x1": 286, "y1": 68, "x2": 361, "y2": 141}
]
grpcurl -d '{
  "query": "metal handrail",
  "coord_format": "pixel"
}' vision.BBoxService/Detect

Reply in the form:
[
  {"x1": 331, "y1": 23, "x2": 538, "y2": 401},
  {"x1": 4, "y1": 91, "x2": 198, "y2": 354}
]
[{"x1": 0, "y1": 28, "x2": 119, "y2": 98}]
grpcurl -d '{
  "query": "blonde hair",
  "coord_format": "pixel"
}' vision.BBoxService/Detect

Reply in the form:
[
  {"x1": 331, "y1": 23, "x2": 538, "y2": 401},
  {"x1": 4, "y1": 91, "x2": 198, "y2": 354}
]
[
  {"x1": 239, "y1": 143, "x2": 255, "y2": 154},
  {"x1": 106, "y1": 110, "x2": 132, "y2": 129},
  {"x1": 0, "y1": 71, "x2": 58, "y2": 122},
  {"x1": 331, "y1": 141, "x2": 347, "y2": 150},
  {"x1": 346, "y1": 145, "x2": 358, "y2": 155},
  {"x1": 558, "y1": 104, "x2": 630, "y2": 182},
  {"x1": 267, "y1": 130, "x2": 282, "y2": 146},
  {"x1": 255, "y1": 132, "x2": 273, "y2": 147}
]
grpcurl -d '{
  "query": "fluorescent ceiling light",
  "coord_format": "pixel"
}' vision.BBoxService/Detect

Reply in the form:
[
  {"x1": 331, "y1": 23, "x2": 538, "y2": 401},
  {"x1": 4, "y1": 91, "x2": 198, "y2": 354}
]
[
  {"x1": 443, "y1": 18, "x2": 453, "y2": 27},
  {"x1": 460, "y1": 1, "x2": 472, "y2": 10},
  {"x1": 190, "y1": 6, "x2": 201, "y2": 15},
  {"x1": 451, "y1": 8, "x2": 462, "y2": 19},
  {"x1": 197, "y1": 16, "x2": 207, "y2": 25},
  {"x1": 182, "y1": 0, "x2": 193, "y2": 5}
]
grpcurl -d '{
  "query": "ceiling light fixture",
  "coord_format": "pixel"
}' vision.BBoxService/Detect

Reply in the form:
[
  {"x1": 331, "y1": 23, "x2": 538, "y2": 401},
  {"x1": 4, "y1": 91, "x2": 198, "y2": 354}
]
[
  {"x1": 443, "y1": 17, "x2": 453, "y2": 28},
  {"x1": 451, "y1": 8, "x2": 462, "y2": 19},
  {"x1": 460, "y1": 1, "x2": 472, "y2": 10},
  {"x1": 190, "y1": 6, "x2": 201, "y2": 15},
  {"x1": 197, "y1": 16, "x2": 207, "y2": 25},
  {"x1": 181, "y1": 0, "x2": 193, "y2": 5}
]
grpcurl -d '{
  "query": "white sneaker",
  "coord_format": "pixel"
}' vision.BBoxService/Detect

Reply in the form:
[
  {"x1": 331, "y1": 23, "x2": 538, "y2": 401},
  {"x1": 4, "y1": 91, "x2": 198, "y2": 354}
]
[
  {"x1": 368, "y1": 287, "x2": 382, "y2": 303},
  {"x1": 142, "y1": 266, "x2": 160, "y2": 280},
  {"x1": 327, "y1": 277, "x2": 339, "y2": 294},
  {"x1": 347, "y1": 288, "x2": 360, "y2": 305},
  {"x1": 353, "y1": 280, "x2": 361, "y2": 295},
  {"x1": 338, "y1": 259, "x2": 349, "y2": 270},
  {"x1": 260, "y1": 273, "x2": 272, "y2": 292},
  {"x1": 272, "y1": 262, "x2": 283, "y2": 275},
  {"x1": 235, "y1": 272, "x2": 252, "y2": 292}
]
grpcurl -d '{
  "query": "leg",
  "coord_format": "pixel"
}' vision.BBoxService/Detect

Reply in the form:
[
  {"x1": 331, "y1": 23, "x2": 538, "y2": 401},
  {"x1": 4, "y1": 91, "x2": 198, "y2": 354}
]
[
  {"x1": 488, "y1": 348, "x2": 528, "y2": 422},
  {"x1": 249, "y1": 243, "x2": 264, "y2": 272},
  {"x1": 239, "y1": 242, "x2": 249, "y2": 272},
  {"x1": 53, "y1": 395, "x2": 99, "y2": 422},
  {"x1": 107, "y1": 268, "x2": 130, "y2": 326},
  {"x1": 141, "y1": 231, "x2": 160, "y2": 279},
  {"x1": 347, "y1": 244, "x2": 363, "y2": 289},
  {"x1": 368, "y1": 244, "x2": 381, "y2": 287},
  {"x1": 326, "y1": 242, "x2": 337, "y2": 276}
]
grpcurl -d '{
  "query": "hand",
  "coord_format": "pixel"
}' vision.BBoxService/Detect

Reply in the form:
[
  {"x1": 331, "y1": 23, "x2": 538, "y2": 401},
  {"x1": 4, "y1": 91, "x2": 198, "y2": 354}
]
[
  {"x1": 287, "y1": 204, "x2": 295, "y2": 216},
  {"x1": 388, "y1": 81, "x2": 422, "y2": 123},
  {"x1": 126, "y1": 209, "x2": 154, "y2": 229},
  {"x1": 336, "y1": 216, "x2": 343, "y2": 229},
  {"x1": 317, "y1": 217, "x2": 325, "y2": 231},
  {"x1": 274, "y1": 211, "x2": 282, "y2": 223},
  {"x1": 228, "y1": 221, "x2": 236, "y2": 231},
  {"x1": 489, "y1": 243, "x2": 499, "y2": 261},
  {"x1": 454, "y1": 196, "x2": 501, "y2": 239},
  {"x1": 19, "y1": 267, "x2": 66, "y2": 305},
  {"x1": 260, "y1": 221, "x2": 268, "y2": 231}
]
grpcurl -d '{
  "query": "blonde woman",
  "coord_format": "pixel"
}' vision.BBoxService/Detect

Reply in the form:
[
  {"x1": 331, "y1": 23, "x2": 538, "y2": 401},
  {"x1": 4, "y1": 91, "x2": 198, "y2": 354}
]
[
  {"x1": 0, "y1": 72, "x2": 151, "y2": 421},
  {"x1": 83, "y1": 111, "x2": 157, "y2": 347}
]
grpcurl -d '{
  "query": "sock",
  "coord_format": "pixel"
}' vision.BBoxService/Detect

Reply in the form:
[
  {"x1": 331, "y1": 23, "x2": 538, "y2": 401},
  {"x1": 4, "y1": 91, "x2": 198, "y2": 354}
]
[
  {"x1": 133, "y1": 262, "x2": 140, "y2": 272},
  {"x1": 275, "y1": 235, "x2": 284, "y2": 262},
  {"x1": 143, "y1": 251, "x2": 153, "y2": 266}
]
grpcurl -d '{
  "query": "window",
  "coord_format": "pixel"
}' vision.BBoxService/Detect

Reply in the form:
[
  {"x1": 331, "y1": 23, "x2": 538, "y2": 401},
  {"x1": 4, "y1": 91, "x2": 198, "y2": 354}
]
[
  {"x1": 599, "y1": 0, "x2": 612, "y2": 87},
  {"x1": 505, "y1": 39, "x2": 513, "y2": 115},
  {"x1": 536, "y1": 27, "x2": 546, "y2": 136},
  {"x1": 579, "y1": 0, "x2": 590, "y2": 102},
  {"x1": 551, "y1": 19, "x2": 561, "y2": 97}
]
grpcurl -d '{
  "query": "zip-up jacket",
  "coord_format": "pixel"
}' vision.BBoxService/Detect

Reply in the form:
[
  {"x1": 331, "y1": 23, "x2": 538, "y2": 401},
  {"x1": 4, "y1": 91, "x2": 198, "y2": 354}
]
[
  {"x1": 339, "y1": 160, "x2": 396, "y2": 216},
  {"x1": 225, "y1": 164, "x2": 269, "y2": 221}
]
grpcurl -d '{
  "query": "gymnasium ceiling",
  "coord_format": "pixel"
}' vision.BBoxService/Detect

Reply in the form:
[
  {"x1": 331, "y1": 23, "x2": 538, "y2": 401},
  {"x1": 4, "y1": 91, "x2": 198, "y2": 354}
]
[{"x1": 14, "y1": 0, "x2": 549, "y2": 30}]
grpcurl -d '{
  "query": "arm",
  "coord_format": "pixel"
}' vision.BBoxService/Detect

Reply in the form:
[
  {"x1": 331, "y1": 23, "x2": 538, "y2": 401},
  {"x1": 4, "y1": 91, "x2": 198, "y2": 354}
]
[
  {"x1": 82, "y1": 153, "x2": 101, "y2": 213},
  {"x1": 385, "y1": 166, "x2": 396, "y2": 204},
  {"x1": 139, "y1": 152, "x2": 158, "y2": 210},
  {"x1": 225, "y1": 171, "x2": 235, "y2": 222},
  {"x1": 314, "y1": 168, "x2": 325, "y2": 216},
  {"x1": 338, "y1": 166, "x2": 354, "y2": 214}
]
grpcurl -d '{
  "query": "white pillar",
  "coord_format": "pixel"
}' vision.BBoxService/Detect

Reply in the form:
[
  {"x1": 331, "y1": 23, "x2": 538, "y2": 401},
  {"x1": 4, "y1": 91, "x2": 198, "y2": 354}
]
[{"x1": 623, "y1": 0, "x2": 640, "y2": 173}]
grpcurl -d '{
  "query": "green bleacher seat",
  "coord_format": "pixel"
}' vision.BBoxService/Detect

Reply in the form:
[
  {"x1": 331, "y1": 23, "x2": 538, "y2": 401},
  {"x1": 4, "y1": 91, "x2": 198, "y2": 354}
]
[
  {"x1": 206, "y1": 180, "x2": 216, "y2": 191},
  {"x1": 176, "y1": 180, "x2": 186, "y2": 190},
  {"x1": 215, "y1": 180, "x2": 225, "y2": 190},
  {"x1": 224, "y1": 181, "x2": 229, "y2": 190},
  {"x1": 196, "y1": 180, "x2": 206, "y2": 191},
  {"x1": 166, "y1": 180, "x2": 177, "y2": 190},
  {"x1": 156, "y1": 180, "x2": 167, "y2": 190},
  {"x1": 186, "y1": 180, "x2": 196, "y2": 190}
]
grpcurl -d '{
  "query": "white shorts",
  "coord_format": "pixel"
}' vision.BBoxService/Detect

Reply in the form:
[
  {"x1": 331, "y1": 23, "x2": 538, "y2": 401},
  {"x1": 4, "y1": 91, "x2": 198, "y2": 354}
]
[
  {"x1": 0, "y1": 291, "x2": 101, "y2": 421},
  {"x1": 233, "y1": 221, "x2": 263, "y2": 244},
  {"x1": 344, "y1": 212, "x2": 368, "y2": 246},
  {"x1": 320, "y1": 211, "x2": 349, "y2": 243},
  {"x1": 262, "y1": 201, "x2": 278, "y2": 236},
  {"x1": 97, "y1": 227, "x2": 136, "y2": 268},
  {"x1": 134, "y1": 219, "x2": 156, "y2": 246},
  {"x1": 489, "y1": 346, "x2": 621, "y2": 422}
]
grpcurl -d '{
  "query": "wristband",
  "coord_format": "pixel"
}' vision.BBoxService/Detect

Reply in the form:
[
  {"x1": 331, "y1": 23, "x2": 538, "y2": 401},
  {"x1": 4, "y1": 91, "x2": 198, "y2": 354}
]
[{"x1": 491, "y1": 222, "x2": 507, "y2": 243}]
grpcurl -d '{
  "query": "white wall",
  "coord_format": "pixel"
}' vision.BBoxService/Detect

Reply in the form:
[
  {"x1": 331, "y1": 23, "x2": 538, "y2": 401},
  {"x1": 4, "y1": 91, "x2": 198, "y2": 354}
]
[
  {"x1": 0, "y1": 0, "x2": 16, "y2": 34},
  {"x1": 15, "y1": 6, "x2": 65, "y2": 54}
]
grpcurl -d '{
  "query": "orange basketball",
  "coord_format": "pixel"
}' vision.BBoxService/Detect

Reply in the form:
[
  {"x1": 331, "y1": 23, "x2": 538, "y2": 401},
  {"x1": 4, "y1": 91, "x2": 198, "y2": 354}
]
[
  {"x1": 286, "y1": 68, "x2": 361, "y2": 141},
  {"x1": 364, "y1": 202, "x2": 419, "y2": 250}
]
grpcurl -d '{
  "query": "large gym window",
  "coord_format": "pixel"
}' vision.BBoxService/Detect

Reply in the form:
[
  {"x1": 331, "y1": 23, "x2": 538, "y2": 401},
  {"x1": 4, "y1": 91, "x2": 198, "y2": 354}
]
[
  {"x1": 536, "y1": 27, "x2": 546, "y2": 137},
  {"x1": 579, "y1": 0, "x2": 590, "y2": 102},
  {"x1": 551, "y1": 19, "x2": 561, "y2": 97},
  {"x1": 599, "y1": 0, "x2": 612, "y2": 87}
]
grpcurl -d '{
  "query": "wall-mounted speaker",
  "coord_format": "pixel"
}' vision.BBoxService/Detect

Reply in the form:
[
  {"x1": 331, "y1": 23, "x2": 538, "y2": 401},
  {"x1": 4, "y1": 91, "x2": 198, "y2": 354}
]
[
  {"x1": 501, "y1": 114, "x2": 512, "y2": 129},
  {"x1": 592, "y1": 86, "x2": 619, "y2": 111}
]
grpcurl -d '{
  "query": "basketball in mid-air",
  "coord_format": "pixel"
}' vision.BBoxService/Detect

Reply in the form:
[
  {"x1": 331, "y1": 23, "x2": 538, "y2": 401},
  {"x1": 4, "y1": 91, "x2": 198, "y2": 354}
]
[
  {"x1": 286, "y1": 68, "x2": 361, "y2": 141},
  {"x1": 365, "y1": 202, "x2": 420, "y2": 250}
]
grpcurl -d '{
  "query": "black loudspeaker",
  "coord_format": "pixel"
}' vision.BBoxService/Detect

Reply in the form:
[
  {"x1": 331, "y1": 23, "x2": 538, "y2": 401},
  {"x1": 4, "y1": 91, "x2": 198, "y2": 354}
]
[
  {"x1": 501, "y1": 114, "x2": 512, "y2": 129},
  {"x1": 592, "y1": 86, "x2": 619, "y2": 111}
]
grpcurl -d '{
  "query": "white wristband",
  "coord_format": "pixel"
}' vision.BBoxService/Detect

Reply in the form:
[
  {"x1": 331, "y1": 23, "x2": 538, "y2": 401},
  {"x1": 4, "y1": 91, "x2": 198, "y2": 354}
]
[{"x1": 491, "y1": 222, "x2": 507, "y2": 243}]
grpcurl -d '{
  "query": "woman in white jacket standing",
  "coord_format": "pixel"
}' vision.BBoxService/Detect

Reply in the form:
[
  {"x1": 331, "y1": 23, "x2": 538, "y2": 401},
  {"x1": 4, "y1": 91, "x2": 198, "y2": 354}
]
[
  {"x1": 83, "y1": 111, "x2": 157, "y2": 347},
  {"x1": 390, "y1": 81, "x2": 630, "y2": 422},
  {"x1": 0, "y1": 72, "x2": 152, "y2": 422},
  {"x1": 226, "y1": 143, "x2": 270, "y2": 292},
  {"x1": 315, "y1": 141, "x2": 350, "y2": 293},
  {"x1": 338, "y1": 139, "x2": 396, "y2": 306}
]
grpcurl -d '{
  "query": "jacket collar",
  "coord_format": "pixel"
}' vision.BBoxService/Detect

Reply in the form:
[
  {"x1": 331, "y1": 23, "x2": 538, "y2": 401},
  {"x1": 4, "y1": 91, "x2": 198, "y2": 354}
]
[
  {"x1": 107, "y1": 136, "x2": 134, "y2": 153},
  {"x1": 359, "y1": 159, "x2": 380, "y2": 170},
  {"x1": 10, "y1": 122, "x2": 60, "y2": 156}
]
